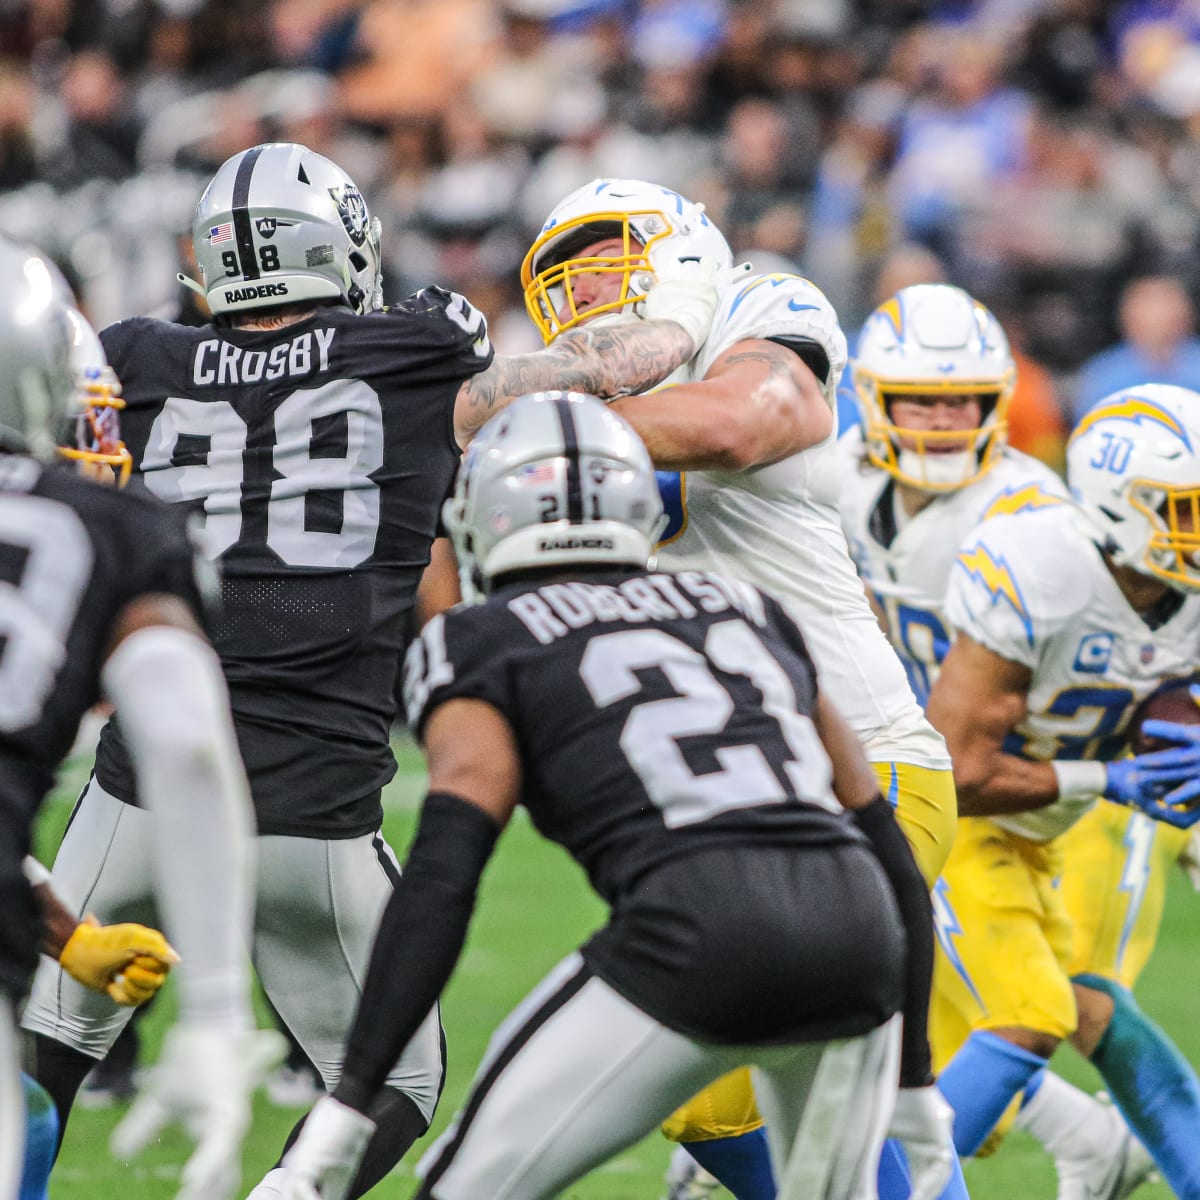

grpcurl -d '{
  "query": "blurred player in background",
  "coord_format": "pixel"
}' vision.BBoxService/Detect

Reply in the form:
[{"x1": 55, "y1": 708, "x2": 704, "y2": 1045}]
[
  {"x1": 277, "y1": 391, "x2": 951, "y2": 1200},
  {"x1": 840, "y1": 283, "x2": 1160, "y2": 1200},
  {"x1": 518, "y1": 179, "x2": 960, "y2": 1200},
  {"x1": 925, "y1": 383, "x2": 1200, "y2": 1199},
  {"x1": 19, "y1": 144, "x2": 721, "y2": 1199},
  {"x1": 0, "y1": 235, "x2": 276, "y2": 1200}
]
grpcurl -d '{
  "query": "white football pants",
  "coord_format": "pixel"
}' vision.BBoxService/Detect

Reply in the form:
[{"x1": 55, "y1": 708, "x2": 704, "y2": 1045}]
[
  {"x1": 418, "y1": 953, "x2": 900, "y2": 1200},
  {"x1": 20, "y1": 780, "x2": 443, "y2": 1120}
]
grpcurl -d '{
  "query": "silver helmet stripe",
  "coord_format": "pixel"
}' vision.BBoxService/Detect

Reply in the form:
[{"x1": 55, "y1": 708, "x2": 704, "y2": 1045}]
[
  {"x1": 553, "y1": 395, "x2": 584, "y2": 523},
  {"x1": 231, "y1": 145, "x2": 265, "y2": 281}
]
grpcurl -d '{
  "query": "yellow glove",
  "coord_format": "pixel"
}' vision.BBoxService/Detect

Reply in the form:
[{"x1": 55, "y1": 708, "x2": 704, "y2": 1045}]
[{"x1": 59, "y1": 916, "x2": 180, "y2": 1006}]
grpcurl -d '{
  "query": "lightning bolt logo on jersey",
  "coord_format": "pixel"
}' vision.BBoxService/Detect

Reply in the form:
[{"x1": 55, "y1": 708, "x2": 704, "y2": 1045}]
[{"x1": 945, "y1": 503, "x2": 1200, "y2": 840}]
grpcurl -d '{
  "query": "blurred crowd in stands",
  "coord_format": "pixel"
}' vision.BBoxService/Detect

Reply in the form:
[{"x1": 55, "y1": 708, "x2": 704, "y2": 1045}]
[{"x1": 7, "y1": 0, "x2": 1200, "y2": 467}]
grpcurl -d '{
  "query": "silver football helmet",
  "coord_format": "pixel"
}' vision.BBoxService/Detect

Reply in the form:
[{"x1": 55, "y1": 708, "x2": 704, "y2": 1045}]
[
  {"x1": 521, "y1": 178, "x2": 733, "y2": 344},
  {"x1": 191, "y1": 142, "x2": 383, "y2": 317},
  {"x1": 443, "y1": 391, "x2": 666, "y2": 601},
  {"x1": 0, "y1": 236, "x2": 78, "y2": 462},
  {"x1": 1068, "y1": 383, "x2": 1200, "y2": 592}
]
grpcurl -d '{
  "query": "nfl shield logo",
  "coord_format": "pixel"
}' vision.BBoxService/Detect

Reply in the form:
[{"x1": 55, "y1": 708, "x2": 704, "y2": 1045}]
[
  {"x1": 256, "y1": 217, "x2": 277, "y2": 239},
  {"x1": 1141, "y1": 643, "x2": 1155, "y2": 663}
]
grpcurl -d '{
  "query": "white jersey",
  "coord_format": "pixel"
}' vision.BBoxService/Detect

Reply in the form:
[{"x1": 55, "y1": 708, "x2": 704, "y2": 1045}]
[
  {"x1": 946, "y1": 502, "x2": 1200, "y2": 841},
  {"x1": 654, "y1": 271, "x2": 948, "y2": 767},
  {"x1": 837, "y1": 426, "x2": 1069, "y2": 706}
]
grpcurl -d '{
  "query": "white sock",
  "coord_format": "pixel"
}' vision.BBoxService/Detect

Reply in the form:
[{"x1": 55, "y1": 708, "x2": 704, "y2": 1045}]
[
  {"x1": 1013, "y1": 1072, "x2": 1115, "y2": 1160},
  {"x1": 244, "y1": 1165, "x2": 286, "y2": 1198}
]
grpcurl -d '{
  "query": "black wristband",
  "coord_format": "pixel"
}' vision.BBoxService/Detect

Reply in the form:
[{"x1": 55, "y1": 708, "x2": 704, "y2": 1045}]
[
  {"x1": 335, "y1": 791, "x2": 501, "y2": 1112},
  {"x1": 853, "y1": 796, "x2": 935, "y2": 1088}
]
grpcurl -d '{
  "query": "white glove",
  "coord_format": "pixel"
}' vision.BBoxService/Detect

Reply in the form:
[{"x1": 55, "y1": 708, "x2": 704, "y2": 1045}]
[
  {"x1": 888, "y1": 1085, "x2": 956, "y2": 1200},
  {"x1": 637, "y1": 257, "x2": 723, "y2": 356},
  {"x1": 279, "y1": 1095, "x2": 378, "y2": 1200},
  {"x1": 111, "y1": 1024, "x2": 287, "y2": 1200}
]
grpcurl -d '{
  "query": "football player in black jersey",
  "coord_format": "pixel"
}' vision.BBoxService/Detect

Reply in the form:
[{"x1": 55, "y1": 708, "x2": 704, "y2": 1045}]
[
  {"x1": 0, "y1": 237, "x2": 281, "y2": 1200},
  {"x1": 277, "y1": 392, "x2": 953, "y2": 1200},
  {"x1": 21, "y1": 142, "x2": 725, "y2": 1199}
]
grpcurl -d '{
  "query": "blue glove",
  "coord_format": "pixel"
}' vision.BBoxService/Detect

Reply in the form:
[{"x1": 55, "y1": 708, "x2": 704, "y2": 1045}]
[{"x1": 1106, "y1": 729, "x2": 1200, "y2": 829}]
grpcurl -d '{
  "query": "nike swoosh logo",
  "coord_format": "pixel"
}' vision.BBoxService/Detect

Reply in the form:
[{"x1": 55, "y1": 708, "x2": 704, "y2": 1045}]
[{"x1": 788, "y1": 300, "x2": 819, "y2": 311}]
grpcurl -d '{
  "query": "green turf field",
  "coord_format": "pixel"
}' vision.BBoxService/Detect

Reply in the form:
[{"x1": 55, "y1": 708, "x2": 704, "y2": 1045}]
[{"x1": 33, "y1": 737, "x2": 1200, "y2": 1199}]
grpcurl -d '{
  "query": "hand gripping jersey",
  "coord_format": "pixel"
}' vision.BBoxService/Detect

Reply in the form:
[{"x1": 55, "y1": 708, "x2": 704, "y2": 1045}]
[
  {"x1": 837, "y1": 427, "x2": 1069, "y2": 705},
  {"x1": 945, "y1": 502, "x2": 1200, "y2": 841},
  {"x1": 0, "y1": 458, "x2": 203, "y2": 997},
  {"x1": 92, "y1": 289, "x2": 492, "y2": 838},
  {"x1": 654, "y1": 273, "x2": 947, "y2": 766},
  {"x1": 403, "y1": 567, "x2": 872, "y2": 1038}
]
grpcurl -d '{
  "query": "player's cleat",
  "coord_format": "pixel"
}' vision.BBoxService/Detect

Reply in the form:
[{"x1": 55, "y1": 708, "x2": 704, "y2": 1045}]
[
  {"x1": 1055, "y1": 1099, "x2": 1158, "y2": 1200},
  {"x1": 662, "y1": 1145, "x2": 723, "y2": 1200}
]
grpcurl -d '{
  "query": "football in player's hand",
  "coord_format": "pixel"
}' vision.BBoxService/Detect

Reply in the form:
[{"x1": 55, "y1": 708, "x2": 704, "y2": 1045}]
[{"x1": 1128, "y1": 680, "x2": 1200, "y2": 755}]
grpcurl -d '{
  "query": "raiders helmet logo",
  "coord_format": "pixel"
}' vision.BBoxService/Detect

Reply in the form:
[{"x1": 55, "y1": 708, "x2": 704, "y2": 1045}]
[
  {"x1": 256, "y1": 217, "x2": 278, "y2": 239},
  {"x1": 330, "y1": 184, "x2": 369, "y2": 247}
]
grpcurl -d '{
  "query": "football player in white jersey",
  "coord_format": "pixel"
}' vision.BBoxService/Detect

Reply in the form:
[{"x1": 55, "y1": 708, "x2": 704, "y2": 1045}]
[
  {"x1": 520, "y1": 181, "x2": 958, "y2": 1200},
  {"x1": 840, "y1": 284, "x2": 1158, "y2": 1200},
  {"x1": 925, "y1": 383, "x2": 1200, "y2": 1199}
]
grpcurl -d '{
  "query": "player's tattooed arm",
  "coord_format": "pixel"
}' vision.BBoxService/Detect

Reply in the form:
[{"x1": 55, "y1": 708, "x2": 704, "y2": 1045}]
[{"x1": 453, "y1": 319, "x2": 696, "y2": 446}]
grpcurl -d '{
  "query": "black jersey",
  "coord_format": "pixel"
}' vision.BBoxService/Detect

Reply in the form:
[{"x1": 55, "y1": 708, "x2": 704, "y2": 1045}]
[
  {"x1": 0, "y1": 458, "x2": 202, "y2": 998},
  {"x1": 92, "y1": 291, "x2": 492, "y2": 837},
  {"x1": 403, "y1": 567, "x2": 886, "y2": 1040},
  {"x1": 404, "y1": 568, "x2": 864, "y2": 903}
]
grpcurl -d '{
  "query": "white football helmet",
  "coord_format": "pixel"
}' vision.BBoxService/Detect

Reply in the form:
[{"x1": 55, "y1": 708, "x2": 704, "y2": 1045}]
[
  {"x1": 0, "y1": 236, "x2": 78, "y2": 462},
  {"x1": 852, "y1": 284, "x2": 1016, "y2": 491},
  {"x1": 58, "y1": 308, "x2": 133, "y2": 485},
  {"x1": 443, "y1": 391, "x2": 666, "y2": 601},
  {"x1": 1068, "y1": 383, "x2": 1200, "y2": 592},
  {"x1": 521, "y1": 178, "x2": 733, "y2": 344},
  {"x1": 191, "y1": 142, "x2": 383, "y2": 317}
]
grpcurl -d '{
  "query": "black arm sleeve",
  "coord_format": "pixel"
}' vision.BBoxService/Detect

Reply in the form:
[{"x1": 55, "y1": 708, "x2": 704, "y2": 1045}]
[
  {"x1": 333, "y1": 791, "x2": 501, "y2": 1113},
  {"x1": 853, "y1": 796, "x2": 935, "y2": 1088}
]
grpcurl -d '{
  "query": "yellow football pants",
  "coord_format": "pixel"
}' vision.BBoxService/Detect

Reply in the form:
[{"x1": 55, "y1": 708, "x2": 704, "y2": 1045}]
[
  {"x1": 661, "y1": 761, "x2": 957, "y2": 1143},
  {"x1": 1062, "y1": 799, "x2": 1190, "y2": 987}
]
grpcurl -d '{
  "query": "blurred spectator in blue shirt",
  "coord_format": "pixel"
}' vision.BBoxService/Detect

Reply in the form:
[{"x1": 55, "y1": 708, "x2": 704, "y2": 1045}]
[{"x1": 1071, "y1": 274, "x2": 1200, "y2": 421}]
